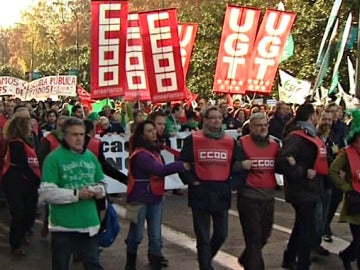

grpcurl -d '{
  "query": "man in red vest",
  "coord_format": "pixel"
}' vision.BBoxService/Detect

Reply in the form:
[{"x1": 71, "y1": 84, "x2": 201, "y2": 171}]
[
  {"x1": 179, "y1": 105, "x2": 241, "y2": 270},
  {"x1": 276, "y1": 103, "x2": 328, "y2": 270},
  {"x1": 236, "y1": 112, "x2": 280, "y2": 270}
]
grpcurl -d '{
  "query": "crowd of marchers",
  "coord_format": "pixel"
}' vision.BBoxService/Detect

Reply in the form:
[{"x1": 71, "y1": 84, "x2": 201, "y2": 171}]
[{"x1": 0, "y1": 95, "x2": 359, "y2": 270}]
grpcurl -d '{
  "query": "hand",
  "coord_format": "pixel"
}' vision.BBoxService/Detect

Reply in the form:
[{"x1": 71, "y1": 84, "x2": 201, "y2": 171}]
[
  {"x1": 241, "y1": 160, "x2": 252, "y2": 170},
  {"x1": 339, "y1": 170, "x2": 346, "y2": 180},
  {"x1": 79, "y1": 187, "x2": 96, "y2": 200},
  {"x1": 287, "y1": 156, "x2": 296, "y2": 166},
  {"x1": 192, "y1": 181, "x2": 201, "y2": 186},
  {"x1": 307, "y1": 169, "x2": 316, "y2": 180},
  {"x1": 183, "y1": 162, "x2": 191, "y2": 170}
]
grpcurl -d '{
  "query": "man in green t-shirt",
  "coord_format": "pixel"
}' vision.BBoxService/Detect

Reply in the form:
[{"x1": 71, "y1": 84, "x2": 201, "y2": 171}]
[{"x1": 39, "y1": 117, "x2": 105, "y2": 270}]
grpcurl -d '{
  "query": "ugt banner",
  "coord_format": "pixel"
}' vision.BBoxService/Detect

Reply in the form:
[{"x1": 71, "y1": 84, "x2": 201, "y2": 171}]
[
  {"x1": 178, "y1": 23, "x2": 198, "y2": 78},
  {"x1": 91, "y1": 0, "x2": 128, "y2": 99},
  {"x1": 213, "y1": 5, "x2": 262, "y2": 94},
  {"x1": 138, "y1": 9, "x2": 186, "y2": 103},
  {"x1": 244, "y1": 9, "x2": 296, "y2": 94}
]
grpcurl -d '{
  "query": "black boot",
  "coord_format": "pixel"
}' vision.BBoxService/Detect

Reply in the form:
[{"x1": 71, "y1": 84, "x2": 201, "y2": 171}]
[
  {"x1": 148, "y1": 254, "x2": 162, "y2": 270},
  {"x1": 125, "y1": 252, "x2": 137, "y2": 270},
  {"x1": 339, "y1": 251, "x2": 352, "y2": 270},
  {"x1": 282, "y1": 250, "x2": 296, "y2": 270},
  {"x1": 148, "y1": 253, "x2": 169, "y2": 267}
]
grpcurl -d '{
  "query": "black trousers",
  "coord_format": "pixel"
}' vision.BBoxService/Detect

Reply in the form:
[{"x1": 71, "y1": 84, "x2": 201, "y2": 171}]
[
  {"x1": 341, "y1": 224, "x2": 360, "y2": 263},
  {"x1": 237, "y1": 196, "x2": 274, "y2": 270},
  {"x1": 2, "y1": 177, "x2": 38, "y2": 250},
  {"x1": 284, "y1": 202, "x2": 316, "y2": 270},
  {"x1": 191, "y1": 207, "x2": 228, "y2": 270}
]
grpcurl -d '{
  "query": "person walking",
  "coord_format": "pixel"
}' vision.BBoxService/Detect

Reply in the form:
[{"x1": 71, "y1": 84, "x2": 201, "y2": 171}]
[
  {"x1": 39, "y1": 117, "x2": 105, "y2": 270},
  {"x1": 2, "y1": 116, "x2": 41, "y2": 256},
  {"x1": 276, "y1": 103, "x2": 328, "y2": 270},
  {"x1": 124, "y1": 120, "x2": 189, "y2": 270},
  {"x1": 178, "y1": 105, "x2": 241, "y2": 270},
  {"x1": 236, "y1": 112, "x2": 280, "y2": 270},
  {"x1": 330, "y1": 108, "x2": 360, "y2": 270}
]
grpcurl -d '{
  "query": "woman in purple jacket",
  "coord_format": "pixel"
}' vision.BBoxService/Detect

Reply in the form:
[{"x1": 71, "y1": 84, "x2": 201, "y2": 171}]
[{"x1": 124, "y1": 120, "x2": 189, "y2": 270}]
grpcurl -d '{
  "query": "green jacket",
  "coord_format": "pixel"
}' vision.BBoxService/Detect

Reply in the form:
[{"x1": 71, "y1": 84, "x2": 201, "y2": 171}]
[{"x1": 329, "y1": 148, "x2": 360, "y2": 224}]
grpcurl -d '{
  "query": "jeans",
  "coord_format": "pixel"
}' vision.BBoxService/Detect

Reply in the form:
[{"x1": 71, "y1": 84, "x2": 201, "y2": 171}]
[
  {"x1": 51, "y1": 231, "x2": 103, "y2": 270},
  {"x1": 125, "y1": 200, "x2": 163, "y2": 255},
  {"x1": 238, "y1": 196, "x2": 274, "y2": 270},
  {"x1": 314, "y1": 189, "x2": 332, "y2": 247},
  {"x1": 191, "y1": 207, "x2": 228, "y2": 270},
  {"x1": 285, "y1": 202, "x2": 316, "y2": 270}
]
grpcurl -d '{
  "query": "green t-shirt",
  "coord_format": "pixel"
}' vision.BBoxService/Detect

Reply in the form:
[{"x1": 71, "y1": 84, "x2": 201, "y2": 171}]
[{"x1": 42, "y1": 146, "x2": 104, "y2": 229}]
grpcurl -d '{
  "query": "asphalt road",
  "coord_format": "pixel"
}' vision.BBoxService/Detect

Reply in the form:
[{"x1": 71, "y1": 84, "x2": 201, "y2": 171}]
[{"x1": 0, "y1": 190, "x2": 354, "y2": 269}]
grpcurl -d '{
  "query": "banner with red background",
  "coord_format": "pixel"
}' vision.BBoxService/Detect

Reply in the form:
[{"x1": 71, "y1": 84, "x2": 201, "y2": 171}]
[
  {"x1": 178, "y1": 23, "x2": 198, "y2": 78},
  {"x1": 213, "y1": 5, "x2": 261, "y2": 94},
  {"x1": 244, "y1": 9, "x2": 296, "y2": 94},
  {"x1": 91, "y1": 0, "x2": 128, "y2": 99},
  {"x1": 138, "y1": 9, "x2": 186, "y2": 104},
  {"x1": 123, "y1": 12, "x2": 151, "y2": 101}
]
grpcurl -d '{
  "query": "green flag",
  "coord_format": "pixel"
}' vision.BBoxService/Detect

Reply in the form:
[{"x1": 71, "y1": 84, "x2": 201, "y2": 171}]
[{"x1": 91, "y1": 98, "x2": 114, "y2": 113}]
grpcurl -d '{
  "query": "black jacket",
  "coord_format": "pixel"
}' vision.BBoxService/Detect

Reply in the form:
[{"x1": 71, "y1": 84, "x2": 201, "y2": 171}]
[{"x1": 275, "y1": 126, "x2": 326, "y2": 203}]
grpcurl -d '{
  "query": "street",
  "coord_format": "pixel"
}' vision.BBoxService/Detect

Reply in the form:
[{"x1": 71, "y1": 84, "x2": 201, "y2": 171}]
[{"x1": 0, "y1": 190, "x2": 354, "y2": 269}]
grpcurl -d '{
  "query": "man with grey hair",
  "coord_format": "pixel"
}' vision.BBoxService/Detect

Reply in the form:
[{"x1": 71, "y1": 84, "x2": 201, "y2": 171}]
[{"x1": 236, "y1": 112, "x2": 280, "y2": 269}]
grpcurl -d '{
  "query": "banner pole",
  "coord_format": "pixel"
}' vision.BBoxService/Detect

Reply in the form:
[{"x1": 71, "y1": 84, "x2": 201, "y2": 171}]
[{"x1": 355, "y1": 10, "x2": 360, "y2": 99}]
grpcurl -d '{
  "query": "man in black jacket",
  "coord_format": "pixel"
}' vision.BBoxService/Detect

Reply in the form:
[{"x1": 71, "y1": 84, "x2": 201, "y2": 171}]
[
  {"x1": 276, "y1": 104, "x2": 328, "y2": 270},
  {"x1": 179, "y1": 106, "x2": 241, "y2": 270}
]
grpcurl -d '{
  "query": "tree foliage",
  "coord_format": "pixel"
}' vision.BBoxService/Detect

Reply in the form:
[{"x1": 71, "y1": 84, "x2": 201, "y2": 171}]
[{"x1": 0, "y1": 0, "x2": 358, "y2": 98}]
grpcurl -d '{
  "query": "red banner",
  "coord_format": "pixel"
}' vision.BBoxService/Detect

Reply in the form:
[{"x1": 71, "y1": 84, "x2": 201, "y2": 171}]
[
  {"x1": 178, "y1": 23, "x2": 198, "y2": 78},
  {"x1": 123, "y1": 12, "x2": 151, "y2": 101},
  {"x1": 244, "y1": 9, "x2": 296, "y2": 94},
  {"x1": 138, "y1": 9, "x2": 186, "y2": 103},
  {"x1": 213, "y1": 5, "x2": 261, "y2": 94},
  {"x1": 90, "y1": 0, "x2": 128, "y2": 99}
]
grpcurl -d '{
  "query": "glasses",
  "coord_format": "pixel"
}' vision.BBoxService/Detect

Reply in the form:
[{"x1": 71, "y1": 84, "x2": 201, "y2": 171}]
[{"x1": 254, "y1": 123, "x2": 269, "y2": 127}]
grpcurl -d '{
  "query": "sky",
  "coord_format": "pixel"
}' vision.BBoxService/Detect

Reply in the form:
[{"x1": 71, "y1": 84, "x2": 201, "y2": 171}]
[{"x1": 0, "y1": 0, "x2": 35, "y2": 28}]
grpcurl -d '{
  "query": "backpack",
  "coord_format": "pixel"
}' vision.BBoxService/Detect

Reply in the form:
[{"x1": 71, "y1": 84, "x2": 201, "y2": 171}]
[{"x1": 98, "y1": 199, "x2": 121, "y2": 248}]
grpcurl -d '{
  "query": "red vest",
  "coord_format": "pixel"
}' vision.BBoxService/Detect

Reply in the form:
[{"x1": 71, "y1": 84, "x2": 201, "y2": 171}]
[
  {"x1": 291, "y1": 130, "x2": 329, "y2": 175},
  {"x1": 345, "y1": 146, "x2": 360, "y2": 192},
  {"x1": 240, "y1": 135, "x2": 279, "y2": 189},
  {"x1": 87, "y1": 137, "x2": 101, "y2": 158},
  {"x1": 43, "y1": 133, "x2": 60, "y2": 151},
  {"x1": 3, "y1": 139, "x2": 41, "y2": 179},
  {"x1": 192, "y1": 131, "x2": 234, "y2": 181},
  {"x1": 127, "y1": 148, "x2": 165, "y2": 197}
]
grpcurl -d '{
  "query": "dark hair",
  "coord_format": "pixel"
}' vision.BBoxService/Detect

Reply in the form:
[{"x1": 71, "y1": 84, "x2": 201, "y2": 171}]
[
  {"x1": 130, "y1": 120, "x2": 156, "y2": 153},
  {"x1": 45, "y1": 109, "x2": 58, "y2": 119},
  {"x1": 148, "y1": 110, "x2": 166, "y2": 122},
  {"x1": 294, "y1": 103, "x2": 315, "y2": 122},
  {"x1": 71, "y1": 104, "x2": 82, "y2": 114},
  {"x1": 171, "y1": 103, "x2": 182, "y2": 114},
  {"x1": 84, "y1": 119, "x2": 94, "y2": 135}
]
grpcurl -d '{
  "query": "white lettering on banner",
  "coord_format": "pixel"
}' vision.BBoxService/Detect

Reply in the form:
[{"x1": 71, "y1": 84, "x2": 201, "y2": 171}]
[
  {"x1": 223, "y1": 9, "x2": 258, "y2": 79},
  {"x1": 0, "y1": 76, "x2": 28, "y2": 96},
  {"x1": 178, "y1": 24, "x2": 193, "y2": 67},
  {"x1": 320, "y1": 147, "x2": 327, "y2": 155},
  {"x1": 126, "y1": 13, "x2": 147, "y2": 90},
  {"x1": 98, "y1": 3, "x2": 121, "y2": 87},
  {"x1": 199, "y1": 150, "x2": 228, "y2": 160},
  {"x1": 147, "y1": 12, "x2": 177, "y2": 92},
  {"x1": 28, "y1": 157, "x2": 38, "y2": 164},
  {"x1": 251, "y1": 159, "x2": 275, "y2": 168},
  {"x1": 254, "y1": 12, "x2": 292, "y2": 80}
]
